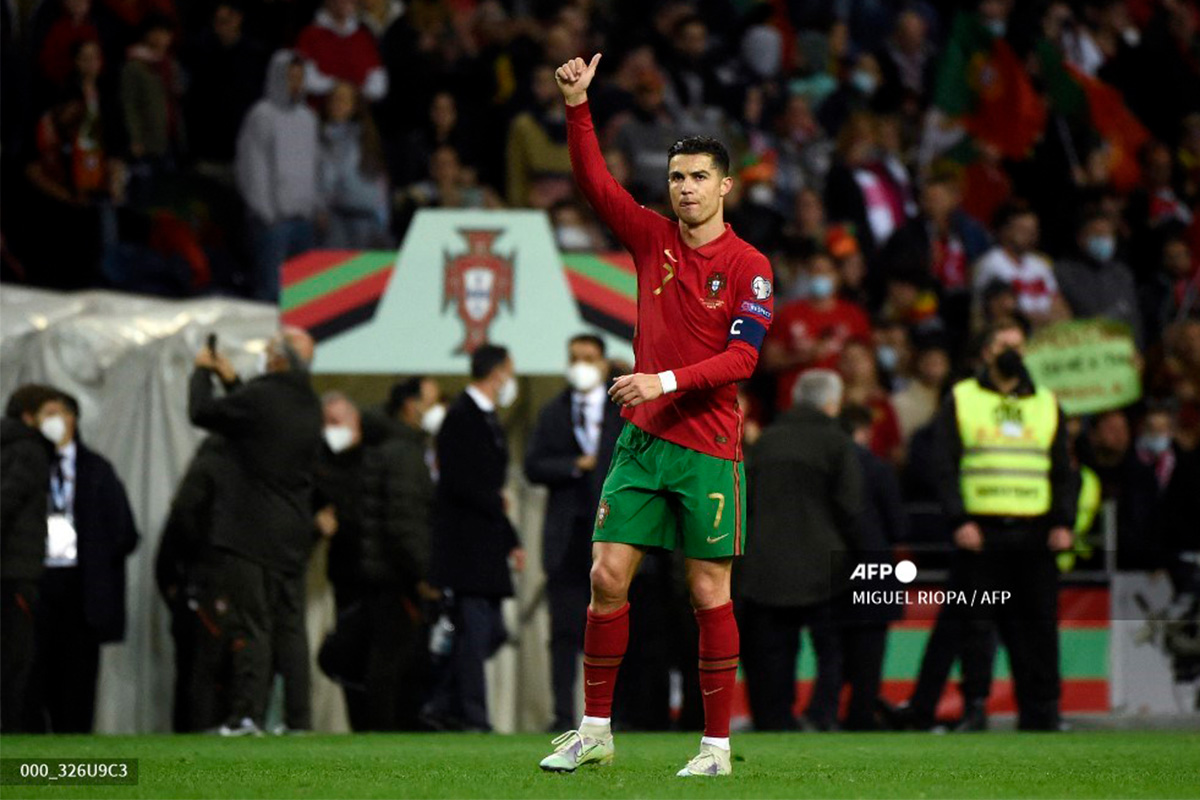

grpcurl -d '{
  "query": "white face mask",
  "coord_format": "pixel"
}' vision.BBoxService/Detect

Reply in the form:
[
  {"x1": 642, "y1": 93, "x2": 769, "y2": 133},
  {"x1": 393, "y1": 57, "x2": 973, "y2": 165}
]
[
  {"x1": 323, "y1": 424, "x2": 355, "y2": 453},
  {"x1": 567, "y1": 362, "x2": 603, "y2": 393},
  {"x1": 498, "y1": 375, "x2": 518, "y2": 408},
  {"x1": 421, "y1": 403, "x2": 447, "y2": 436},
  {"x1": 39, "y1": 414, "x2": 67, "y2": 446}
]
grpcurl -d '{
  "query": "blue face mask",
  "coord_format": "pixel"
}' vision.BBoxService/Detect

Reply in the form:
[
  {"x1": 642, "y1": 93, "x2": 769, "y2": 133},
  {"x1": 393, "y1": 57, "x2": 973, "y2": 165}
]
[
  {"x1": 809, "y1": 275, "x2": 836, "y2": 299},
  {"x1": 1137, "y1": 434, "x2": 1171, "y2": 456},
  {"x1": 876, "y1": 345, "x2": 899, "y2": 372},
  {"x1": 983, "y1": 18, "x2": 1007, "y2": 37},
  {"x1": 1086, "y1": 235, "x2": 1116, "y2": 263},
  {"x1": 850, "y1": 69, "x2": 878, "y2": 96}
]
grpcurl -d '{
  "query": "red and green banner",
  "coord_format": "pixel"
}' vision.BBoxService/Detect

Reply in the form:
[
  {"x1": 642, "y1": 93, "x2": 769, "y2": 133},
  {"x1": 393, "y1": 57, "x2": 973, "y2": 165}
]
[
  {"x1": 280, "y1": 250, "x2": 396, "y2": 343},
  {"x1": 562, "y1": 252, "x2": 638, "y2": 341},
  {"x1": 933, "y1": 12, "x2": 1047, "y2": 161},
  {"x1": 283, "y1": 249, "x2": 640, "y2": 347}
]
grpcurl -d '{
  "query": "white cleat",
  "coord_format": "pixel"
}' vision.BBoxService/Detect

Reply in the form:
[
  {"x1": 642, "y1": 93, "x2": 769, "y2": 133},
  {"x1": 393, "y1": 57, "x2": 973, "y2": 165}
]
[
  {"x1": 539, "y1": 729, "x2": 615, "y2": 772},
  {"x1": 676, "y1": 742, "x2": 732, "y2": 777}
]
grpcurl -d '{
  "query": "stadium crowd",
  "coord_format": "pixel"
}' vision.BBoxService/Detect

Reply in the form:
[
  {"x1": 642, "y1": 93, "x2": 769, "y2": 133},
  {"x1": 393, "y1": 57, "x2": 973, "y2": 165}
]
[{"x1": 2, "y1": 0, "x2": 1200, "y2": 735}]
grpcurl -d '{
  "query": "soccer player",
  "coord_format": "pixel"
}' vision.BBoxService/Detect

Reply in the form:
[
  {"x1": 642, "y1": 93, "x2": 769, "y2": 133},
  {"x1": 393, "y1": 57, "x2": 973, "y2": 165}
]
[{"x1": 538, "y1": 54, "x2": 774, "y2": 778}]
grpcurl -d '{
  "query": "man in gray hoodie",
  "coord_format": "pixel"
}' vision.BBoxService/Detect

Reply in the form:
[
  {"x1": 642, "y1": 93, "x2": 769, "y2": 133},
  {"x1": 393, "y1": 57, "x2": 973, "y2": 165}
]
[{"x1": 236, "y1": 50, "x2": 320, "y2": 303}]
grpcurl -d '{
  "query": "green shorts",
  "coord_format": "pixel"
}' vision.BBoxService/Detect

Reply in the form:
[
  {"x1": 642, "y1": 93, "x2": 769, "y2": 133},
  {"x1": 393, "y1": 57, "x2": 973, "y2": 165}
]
[{"x1": 593, "y1": 423, "x2": 746, "y2": 559}]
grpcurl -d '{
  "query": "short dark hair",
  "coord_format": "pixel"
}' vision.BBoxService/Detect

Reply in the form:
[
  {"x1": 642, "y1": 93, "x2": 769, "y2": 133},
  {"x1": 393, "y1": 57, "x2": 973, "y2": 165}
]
[
  {"x1": 980, "y1": 318, "x2": 1027, "y2": 353},
  {"x1": 992, "y1": 200, "x2": 1036, "y2": 231},
  {"x1": 667, "y1": 136, "x2": 730, "y2": 176},
  {"x1": 471, "y1": 344, "x2": 510, "y2": 380},
  {"x1": 568, "y1": 334, "x2": 606, "y2": 357},
  {"x1": 1075, "y1": 206, "x2": 1112, "y2": 232},
  {"x1": 386, "y1": 376, "x2": 426, "y2": 417},
  {"x1": 4, "y1": 384, "x2": 60, "y2": 420},
  {"x1": 840, "y1": 403, "x2": 875, "y2": 436}
]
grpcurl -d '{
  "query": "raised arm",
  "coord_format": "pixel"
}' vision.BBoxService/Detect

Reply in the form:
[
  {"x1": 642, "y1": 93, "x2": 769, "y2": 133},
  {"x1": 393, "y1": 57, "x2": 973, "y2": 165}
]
[{"x1": 557, "y1": 54, "x2": 664, "y2": 251}]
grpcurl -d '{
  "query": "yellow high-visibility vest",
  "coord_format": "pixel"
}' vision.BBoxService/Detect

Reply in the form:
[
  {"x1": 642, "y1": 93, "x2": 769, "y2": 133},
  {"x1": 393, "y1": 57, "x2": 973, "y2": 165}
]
[{"x1": 953, "y1": 378, "x2": 1059, "y2": 517}]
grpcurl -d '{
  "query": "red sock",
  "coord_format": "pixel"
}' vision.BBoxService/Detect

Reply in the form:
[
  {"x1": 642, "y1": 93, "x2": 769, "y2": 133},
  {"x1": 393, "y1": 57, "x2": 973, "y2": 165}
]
[
  {"x1": 696, "y1": 601, "x2": 739, "y2": 738},
  {"x1": 582, "y1": 603, "x2": 629, "y2": 719}
]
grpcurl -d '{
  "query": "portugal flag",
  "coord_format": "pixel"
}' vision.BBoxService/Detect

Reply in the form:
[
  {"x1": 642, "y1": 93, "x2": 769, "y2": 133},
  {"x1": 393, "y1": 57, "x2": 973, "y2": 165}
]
[
  {"x1": 933, "y1": 12, "x2": 1047, "y2": 161},
  {"x1": 1036, "y1": 40, "x2": 1151, "y2": 192}
]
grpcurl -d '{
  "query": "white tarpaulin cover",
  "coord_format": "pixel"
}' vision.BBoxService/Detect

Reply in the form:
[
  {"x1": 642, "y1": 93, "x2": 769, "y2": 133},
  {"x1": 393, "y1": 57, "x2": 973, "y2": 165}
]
[
  {"x1": 0, "y1": 285, "x2": 553, "y2": 734},
  {"x1": 1, "y1": 286, "x2": 278, "y2": 732}
]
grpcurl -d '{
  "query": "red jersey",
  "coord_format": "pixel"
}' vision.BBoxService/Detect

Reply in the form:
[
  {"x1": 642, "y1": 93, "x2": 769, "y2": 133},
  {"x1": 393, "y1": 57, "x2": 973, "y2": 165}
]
[
  {"x1": 567, "y1": 101, "x2": 773, "y2": 461},
  {"x1": 768, "y1": 298, "x2": 872, "y2": 412}
]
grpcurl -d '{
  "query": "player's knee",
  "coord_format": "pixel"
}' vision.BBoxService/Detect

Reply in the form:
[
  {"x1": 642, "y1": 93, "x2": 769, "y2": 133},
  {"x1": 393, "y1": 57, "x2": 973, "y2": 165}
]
[
  {"x1": 688, "y1": 572, "x2": 730, "y2": 610},
  {"x1": 589, "y1": 560, "x2": 628, "y2": 609}
]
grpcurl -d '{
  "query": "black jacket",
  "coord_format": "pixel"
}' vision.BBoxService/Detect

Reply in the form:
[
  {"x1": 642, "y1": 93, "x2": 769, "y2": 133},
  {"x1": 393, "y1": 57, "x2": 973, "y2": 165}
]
[
  {"x1": 72, "y1": 438, "x2": 140, "y2": 642},
  {"x1": 525, "y1": 388, "x2": 623, "y2": 578},
  {"x1": 740, "y1": 405, "x2": 864, "y2": 607},
  {"x1": 430, "y1": 390, "x2": 519, "y2": 598},
  {"x1": 188, "y1": 368, "x2": 323, "y2": 575},
  {"x1": 932, "y1": 371, "x2": 1075, "y2": 533},
  {"x1": 360, "y1": 424, "x2": 434, "y2": 592},
  {"x1": 155, "y1": 435, "x2": 235, "y2": 603},
  {"x1": 314, "y1": 443, "x2": 367, "y2": 597},
  {"x1": 0, "y1": 418, "x2": 54, "y2": 581}
]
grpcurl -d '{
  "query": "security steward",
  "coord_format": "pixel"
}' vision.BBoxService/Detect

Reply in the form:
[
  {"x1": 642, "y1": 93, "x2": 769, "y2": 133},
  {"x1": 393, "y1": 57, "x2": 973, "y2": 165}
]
[{"x1": 921, "y1": 319, "x2": 1076, "y2": 731}]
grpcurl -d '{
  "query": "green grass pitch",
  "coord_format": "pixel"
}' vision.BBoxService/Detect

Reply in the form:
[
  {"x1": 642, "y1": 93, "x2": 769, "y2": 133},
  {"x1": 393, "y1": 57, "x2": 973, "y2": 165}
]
[{"x1": 1, "y1": 731, "x2": 1197, "y2": 799}]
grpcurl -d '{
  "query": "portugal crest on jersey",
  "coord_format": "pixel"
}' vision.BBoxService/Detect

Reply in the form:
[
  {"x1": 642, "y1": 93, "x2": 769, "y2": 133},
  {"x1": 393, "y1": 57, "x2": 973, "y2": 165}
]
[
  {"x1": 443, "y1": 229, "x2": 514, "y2": 354},
  {"x1": 596, "y1": 498, "x2": 611, "y2": 529},
  {"x1": 704, "y1": 271, "x2": 726, "y2": 309}
]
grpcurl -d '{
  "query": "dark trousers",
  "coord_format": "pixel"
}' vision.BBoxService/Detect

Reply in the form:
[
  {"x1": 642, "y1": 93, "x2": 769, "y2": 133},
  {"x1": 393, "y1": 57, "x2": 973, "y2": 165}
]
[
  {"x1": 362, "y1": 587, "x2": 427, "y2": 731},
  {"x1": 614, "y1": 554, "x2": 673, "y2": 731},
  {"x1": 27, "y1": 568, "x2": 100, "y2": 733},
  {"x1": 839, "y1": 623, "x2": 889, "y2": 730},
  {"x1": 546, "y1": 516, "x2": 593, "y2": 729},
  {"x1": 911, "y1": 542, "x2": 1061, "y2": 729},
  {"x1": 910, "y1": 550, "x2": 997, "y2": 725},
  {"x1": 169, "y1": 566, "x2": 230, "y2": 731},
  {"x1": 546, "y1": 575, "x2": 589, "y2": 728},
  {"x1": 425, "y1": 595, "x2": 506, "y2": 730},
  {"x1": 740, "y1": 598, "x2": 841, "y2": 731},
  {"x1": 218, "y1": 551, "x2": 310, "y2": 729},
  {"x1": 0, "y1": 579, "x2": 38, "y2": 732}
]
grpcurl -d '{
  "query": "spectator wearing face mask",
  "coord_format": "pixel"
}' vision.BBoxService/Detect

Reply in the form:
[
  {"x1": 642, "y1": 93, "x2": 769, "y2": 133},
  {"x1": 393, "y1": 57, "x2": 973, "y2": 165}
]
[
  {"x1": 525, "y1": 334, "x2": 623, "y2": 731},
  {"x1": 763, "y1": 251, "x2": 872, "y2": 413},
  {"x1": 1055, "y1": 209, "x2": 1142, "y2": 346},
  {"x1": 1135, "y1": 404, "x2": 1178, "y2": 491},
  {"x1": 335, "y1": 387, "x2": 436, "y2": 732},
  {"x1": 424, "y1": 344, "x2": 525, "y2": 732},
  {"x1": 1, "y1": 385, "x2": 60, "y2": 733},
  {"x1": 550, "y1": 200, "x2": 605, "y2": 252},
  {"x1": 294, "y1": 0, "x2": 387, "y2": 102},
  {"x1": 23, "y1": 391, "x2": 139, "y2": 734}
]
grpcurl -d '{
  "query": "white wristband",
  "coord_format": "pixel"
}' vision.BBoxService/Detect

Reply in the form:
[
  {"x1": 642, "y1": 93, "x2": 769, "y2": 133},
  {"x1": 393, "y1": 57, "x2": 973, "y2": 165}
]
[{"x1": 657, "y1": 370, "x2": 677, "y2": 394}]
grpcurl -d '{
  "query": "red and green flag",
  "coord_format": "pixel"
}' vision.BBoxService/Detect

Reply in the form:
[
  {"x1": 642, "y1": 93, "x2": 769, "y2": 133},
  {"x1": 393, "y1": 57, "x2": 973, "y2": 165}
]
[
  {"x1": 933, "y1": 12, "x2": 1047, "y2": 161},
  {"x1": 1036, "y1": 40, "x2": 1151, "y2": 192}
]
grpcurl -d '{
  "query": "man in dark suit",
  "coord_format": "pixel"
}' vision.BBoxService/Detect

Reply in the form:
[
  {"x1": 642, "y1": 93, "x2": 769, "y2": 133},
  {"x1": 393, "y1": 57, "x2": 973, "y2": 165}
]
[
  {"x1": 190, "y1": 326, "x2": 323, "y2": 735},
  {"x1": 739, "y1": 369, "x2": 863, "y2": 731},
  {"x1": 425, "y1": 344, "x2": 524, "y2": 731},
  {"x1": 525, "y1": 334, "x2": 622, "y2": 731},
  {"x1": 835, "y1": 404, "x2": 908, "y2": 730},
  {"x1": 1, "y1": 385, "x2": 59, "y2": 733},
  {"x1": 25, "y1": 391, "x2": 139, "y2": 733}
]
